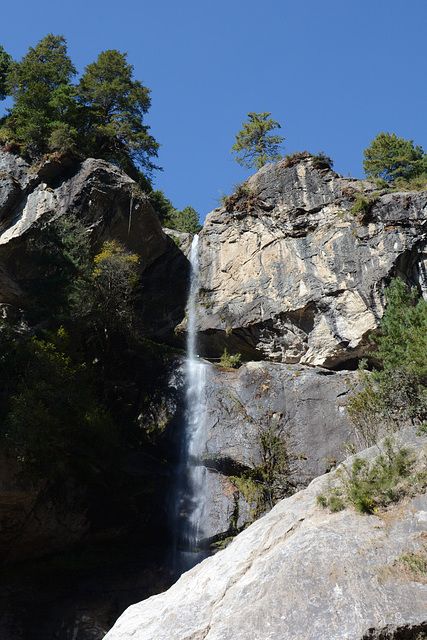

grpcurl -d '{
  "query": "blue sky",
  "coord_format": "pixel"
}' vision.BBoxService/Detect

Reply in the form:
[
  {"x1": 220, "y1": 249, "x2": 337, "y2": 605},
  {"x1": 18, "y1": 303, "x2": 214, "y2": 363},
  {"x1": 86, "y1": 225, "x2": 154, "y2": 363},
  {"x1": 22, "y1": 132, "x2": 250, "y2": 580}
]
[{"x1": 1, "y1": 0, "x2": 426, "y2": 223}]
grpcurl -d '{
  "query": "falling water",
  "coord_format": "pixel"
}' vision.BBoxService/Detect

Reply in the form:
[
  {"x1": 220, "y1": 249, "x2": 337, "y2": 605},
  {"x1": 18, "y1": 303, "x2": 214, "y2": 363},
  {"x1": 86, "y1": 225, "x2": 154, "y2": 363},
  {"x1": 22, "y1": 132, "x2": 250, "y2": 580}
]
[{"x1": 175, "y1": 234, "x2": 209, "y2": 571}]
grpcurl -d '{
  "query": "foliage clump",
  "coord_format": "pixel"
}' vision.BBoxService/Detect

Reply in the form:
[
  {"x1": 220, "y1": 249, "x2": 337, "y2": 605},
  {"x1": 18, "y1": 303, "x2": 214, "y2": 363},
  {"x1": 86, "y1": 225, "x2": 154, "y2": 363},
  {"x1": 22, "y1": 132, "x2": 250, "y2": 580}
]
[
  {"x1": 350, "y1": 192, "x2": 380, "y2": 224},
  {"x1": 231, "y1": 414, "x2": 294, "y2": 520},
  {"x1": 363, "y1": 132, "x2": 427, "y2": 183},
  {"x1": 3, "y1": 329, "x2": 117, "y2": 481},
  {"x1": 0, "y1": 45, "x2": 12, "y2": 102},
  {"x1": 231, "y1": 112, "x2": 284, "y2": 170},
  {"x1": 0, "y1": 34, "x2": 159, "y2": 183},
  {"x1": 278, "y1": 150, "x2": 311, "y2": 169},
  {"x1": 223, "y1": 183, "x2": 263, "y2": 215},
  {"x1": 348, "y1": 278, "x2": 427, "y2": 447},
  {"x1": 149, "y1": 190, "x2": 201, "y2": 233},
  {"x1": 312, "y1": 151, "x2": 334, "y2": 170},
  {"x1": 0, "y1": 215, "x2": 152, "y2": 489},
  {"x1": 219, "y1": 348, "x2": 241, "y2": 369},
  {"x1": 317, "y1": 439, "x2": 424, "y2": 515}
]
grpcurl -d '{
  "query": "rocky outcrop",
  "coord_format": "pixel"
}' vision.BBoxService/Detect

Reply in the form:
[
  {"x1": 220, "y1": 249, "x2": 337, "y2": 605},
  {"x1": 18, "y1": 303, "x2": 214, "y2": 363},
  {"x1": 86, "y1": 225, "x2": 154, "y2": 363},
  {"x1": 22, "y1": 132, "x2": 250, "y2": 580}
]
[
  {"x1": 0, "y1": 150, "x2": 189, "y2": 336},
  {"x1": 197, "y1": 156, "x2": 427, "y2": 367},
  {"x1": 104, "y1": 427, "x2": 427, "y2": 640},
  {"x1": 194, "y1": 361, "x2": 355, "y2": 542}
]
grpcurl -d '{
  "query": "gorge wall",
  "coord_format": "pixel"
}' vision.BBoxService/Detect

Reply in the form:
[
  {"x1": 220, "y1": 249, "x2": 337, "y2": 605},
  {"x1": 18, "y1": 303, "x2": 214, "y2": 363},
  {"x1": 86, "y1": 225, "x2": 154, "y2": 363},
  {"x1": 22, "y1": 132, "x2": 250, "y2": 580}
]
[
  {"x1": 196, "y1": 154, "x2": 427, "y2": 367},
  {"x1": 1, "y1": 149, "x2": 427, "y2": 638}
]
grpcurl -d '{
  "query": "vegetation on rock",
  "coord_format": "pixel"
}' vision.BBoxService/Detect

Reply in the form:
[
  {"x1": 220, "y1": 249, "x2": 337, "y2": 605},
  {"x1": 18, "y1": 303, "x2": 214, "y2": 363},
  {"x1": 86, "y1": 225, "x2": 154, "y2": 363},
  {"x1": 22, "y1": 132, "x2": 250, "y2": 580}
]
[
  {"x1": 348, "y1": 278, "x2": 427, "y2": 447},
  {"x1": 150, "y1": 190, "x2": 201, "y2": 233},
  {"x1": 316, "y1": 438, "x2": 425, "y2": 514},
  {"x1": 219, "y1": 348, "x2": 241, "y2": 368},
  {"x1": 363, "y1": 132, "x2": 427, "y2": 183},
  {"x1": 77, "y1": 49, "x2": 159, "y2": 179},
  {"x1": 0, "y1": 45, "x2": 12, "y2": 102},
  {"x1": 0, "y1": 34, "x2": 159, "y2": 183},
  {"x1": 231, "y1": 111, "x2": 284, "y2": 169},
  {"x1": 311, "y1": 151, "x2": 334, "y2": 170},
  {"x1": 0, "y1": 213, "x2": 176, "y2": 506}
]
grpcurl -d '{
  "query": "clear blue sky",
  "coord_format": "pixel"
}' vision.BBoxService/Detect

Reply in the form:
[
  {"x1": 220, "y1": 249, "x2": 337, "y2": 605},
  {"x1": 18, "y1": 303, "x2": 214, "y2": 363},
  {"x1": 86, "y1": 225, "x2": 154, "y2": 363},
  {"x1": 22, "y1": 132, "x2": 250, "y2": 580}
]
[{"x1": 1, "y1": 0, "x2": 426, "y2": 223}]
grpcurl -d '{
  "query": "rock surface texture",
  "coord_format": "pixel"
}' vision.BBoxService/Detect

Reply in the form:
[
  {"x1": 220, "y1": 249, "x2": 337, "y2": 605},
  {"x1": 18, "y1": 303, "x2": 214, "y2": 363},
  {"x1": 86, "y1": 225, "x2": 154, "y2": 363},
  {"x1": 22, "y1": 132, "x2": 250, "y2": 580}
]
[
  {"x1": 195, "y1": 361, "x2": 355, "y2": 541},
  {"x1": 104, "y1": 428, "x2": 427, "y2": 640},
  {"x1": 0, "y1": 150, "x2": 189, "y2": 336},
  {"x1": 197, "y1": 155, "x2": 427, "y2": 366}
]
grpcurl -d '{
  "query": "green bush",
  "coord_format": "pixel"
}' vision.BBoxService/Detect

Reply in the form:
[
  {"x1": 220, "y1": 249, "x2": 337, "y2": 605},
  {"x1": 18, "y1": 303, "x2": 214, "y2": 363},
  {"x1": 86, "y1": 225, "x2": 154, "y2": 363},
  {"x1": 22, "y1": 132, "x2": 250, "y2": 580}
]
[
  {"x1": 219, "y1": 348, "x2": 241, "y2": 368},
  {"x1": 348, "y1": 278, "x2": 427, "y2": 445},
  {"x1": 312, "y1": 151, "x2": 334, "y2": 170},
  {"x1": 2, "y1": 329, "x2": 118, "y2": 481},
  {"x1": 317, "y1": 439, "x2": 422, "y2": 515}
]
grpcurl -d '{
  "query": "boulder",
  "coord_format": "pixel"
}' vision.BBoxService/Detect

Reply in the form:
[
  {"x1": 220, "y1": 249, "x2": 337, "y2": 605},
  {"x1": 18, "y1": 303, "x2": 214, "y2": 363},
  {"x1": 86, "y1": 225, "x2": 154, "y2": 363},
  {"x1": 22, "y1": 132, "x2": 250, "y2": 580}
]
[
  {"x1": 197, "y1": 156, "x2": 427, "y2": 367},
  {"x1": 104, "y1": 428, "x2": 427, "y2": 640}
]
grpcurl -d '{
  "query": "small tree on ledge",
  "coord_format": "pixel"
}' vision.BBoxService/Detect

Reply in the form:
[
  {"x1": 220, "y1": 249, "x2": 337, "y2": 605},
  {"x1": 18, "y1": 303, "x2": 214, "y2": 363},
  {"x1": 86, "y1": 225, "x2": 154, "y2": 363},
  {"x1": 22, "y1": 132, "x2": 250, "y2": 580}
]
[{"x1": 231, "y1": 112, "x2": 284, "y2": 170}]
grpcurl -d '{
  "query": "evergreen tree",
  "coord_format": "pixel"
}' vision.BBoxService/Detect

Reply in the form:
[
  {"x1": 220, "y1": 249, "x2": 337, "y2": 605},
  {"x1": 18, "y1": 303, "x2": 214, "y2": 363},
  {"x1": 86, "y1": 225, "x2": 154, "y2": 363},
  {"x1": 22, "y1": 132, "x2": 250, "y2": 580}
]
[
  {"x1": 1, "y1": 34, "x2": 78, "y2": 156},
  {"x1": 77, "y1": 49, "x2": 159, "y2": 178},
  {"x1": 348, "y1": 278, "x2": 427, "y2": 444},
  {"x1": 0, "y1": 45, "x2": 12, "y2": 102},
  {"x1": 150, "y1": 191, "x2": 201, "y2": 232},
  {"x1": 363, "y1": 132, "x2": 425, "y2": 183},
  {"x1": 231, "y1": 112, "x2": 284, "y2": 170}
]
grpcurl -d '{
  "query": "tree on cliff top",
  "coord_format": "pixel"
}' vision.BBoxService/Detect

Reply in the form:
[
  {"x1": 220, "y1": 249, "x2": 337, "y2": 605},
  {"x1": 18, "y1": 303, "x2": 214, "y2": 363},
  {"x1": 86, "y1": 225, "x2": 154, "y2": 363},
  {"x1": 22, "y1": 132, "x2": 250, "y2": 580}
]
[
  {"x1": 77, "y1": 49, "x2": 160, "y2": 179},
  {"x1": 363, "y1": 132, "x2": 426, "y2": 183},
  {"x1": 0, "y1": 36, "x2": 160, "y2": 183},
  {"x1": 1, "y1": 34, "x2": 78, "y2": 156},
  {"x1": 231, "y1": 112, "x2": 284, "y2": 170}
]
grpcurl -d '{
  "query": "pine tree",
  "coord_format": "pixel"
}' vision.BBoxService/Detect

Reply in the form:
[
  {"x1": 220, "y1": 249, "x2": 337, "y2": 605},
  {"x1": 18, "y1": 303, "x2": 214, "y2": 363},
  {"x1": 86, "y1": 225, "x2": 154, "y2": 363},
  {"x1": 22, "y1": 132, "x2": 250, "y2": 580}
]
[
  {"x1": 0, "y1": 45, "x2": 12, "y2": 102},
  {"x1": 77, "y1": 49, "x2": 159, "y2": 178},
  {"x1": 231, "y1": 112, "x2": 284, "y2": 170},
  {"x1": 363, "y1": 132, "x2": 425, "y2": 183},
  {"x1": 1, "y1": 34, "x2": 78, "y2": 156}
]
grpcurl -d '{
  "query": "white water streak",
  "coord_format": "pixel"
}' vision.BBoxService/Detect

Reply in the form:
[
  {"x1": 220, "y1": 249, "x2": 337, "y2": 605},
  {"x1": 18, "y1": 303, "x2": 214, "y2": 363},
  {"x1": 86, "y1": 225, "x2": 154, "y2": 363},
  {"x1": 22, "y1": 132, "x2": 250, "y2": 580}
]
[{"x1": 183, "y1": 235, "x2": 208, "y2": 551}]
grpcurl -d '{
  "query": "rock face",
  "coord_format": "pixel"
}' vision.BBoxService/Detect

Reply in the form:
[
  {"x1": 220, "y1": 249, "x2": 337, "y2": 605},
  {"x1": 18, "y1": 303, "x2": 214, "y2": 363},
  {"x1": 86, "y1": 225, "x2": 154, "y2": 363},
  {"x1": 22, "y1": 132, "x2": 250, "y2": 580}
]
[
  {"x1": 0, "y1": 150, "x2": 190, "y2": 560},
  {"x1": 0, "y1": 150, "x2": 189, "y2": 336},
  {"x1": 194, "y1": 361, "x2": 355, "y2": 542},
  {"x1": 104, "y1": 428, "x2": 427, "y2": 640},
  {"x1": 197, "y1": 155, "x2": 427, "y2": 367}
]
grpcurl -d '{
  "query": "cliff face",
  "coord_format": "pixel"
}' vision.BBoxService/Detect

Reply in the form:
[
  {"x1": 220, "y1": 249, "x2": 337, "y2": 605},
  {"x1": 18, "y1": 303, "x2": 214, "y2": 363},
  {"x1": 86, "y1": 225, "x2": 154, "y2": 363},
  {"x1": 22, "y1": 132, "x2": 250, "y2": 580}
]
[
  {"x1": 192, "y1": 361, "x2": 355, "y2": 542},
  {"x1": 0, "y1": 151, "x2": 189, "y2": 336},
  {"x1": 0, "y1": 151, "x2": 190, "y2": 561},
  {"x1": 197, "y1": 156, "x2": 427, "y2": 367}
]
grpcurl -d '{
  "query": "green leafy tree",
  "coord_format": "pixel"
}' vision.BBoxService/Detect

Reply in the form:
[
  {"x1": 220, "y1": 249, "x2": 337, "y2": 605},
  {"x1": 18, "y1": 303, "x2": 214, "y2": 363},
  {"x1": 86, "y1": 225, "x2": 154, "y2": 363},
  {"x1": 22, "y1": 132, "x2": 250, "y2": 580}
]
[
  {"x1": 1, "y1": 34, "x2": 78, "y2": 156},
  {"x1": 363, "y1": 132, "x2": 426, "y2": 183},
  {"x1": 231, "y1": 112, "x2": 284, "y2": 170},
  {"x1": 27, "y1": 214, "x2": 92, "y2": 319},
  {"x1": 0, "y1": 45, "x2": 12, "y2": 101},
  {"x1": 69, "y1": 240, "x2": 140, "y2": 353},
  {"x1": 77, "y1": 49, "x2": 159, "y2": 178}
]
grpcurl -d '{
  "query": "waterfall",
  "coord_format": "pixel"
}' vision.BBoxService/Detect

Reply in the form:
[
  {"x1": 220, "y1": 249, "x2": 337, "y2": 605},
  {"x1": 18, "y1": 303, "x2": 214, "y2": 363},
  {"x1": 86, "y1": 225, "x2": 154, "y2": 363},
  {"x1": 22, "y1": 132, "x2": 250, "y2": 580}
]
[{"x1": 175, "y1": 234, "x2": 209, "y2": 572}]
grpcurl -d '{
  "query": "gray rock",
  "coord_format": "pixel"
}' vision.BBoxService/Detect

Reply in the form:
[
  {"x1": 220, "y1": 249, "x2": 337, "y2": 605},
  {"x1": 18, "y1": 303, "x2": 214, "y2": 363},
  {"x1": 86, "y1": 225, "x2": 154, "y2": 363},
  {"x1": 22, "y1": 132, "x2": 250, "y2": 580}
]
[
  {"x1": 104, "y1": 428, "x2": 427, "y2": 640},
  {"x1": 196, "y1": 156, "x2": 427, "y2": 367},
  {"x1": 0, "y1": 152, "x2": 190, "y2": 336},
  {"x1": 186, "y1": 361, "x2": 355, "y2": 541}
]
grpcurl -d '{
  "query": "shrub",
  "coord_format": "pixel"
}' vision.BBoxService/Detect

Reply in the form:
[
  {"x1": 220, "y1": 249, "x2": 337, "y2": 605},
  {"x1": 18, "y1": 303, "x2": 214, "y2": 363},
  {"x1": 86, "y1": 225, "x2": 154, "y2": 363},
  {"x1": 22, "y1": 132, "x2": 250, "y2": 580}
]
[
  {"x1": 317, "y1": 439, "x2": 423, "y2": 515},
  {"x1": 219, "y1": 348, "x2": 241, "y2": 368},
  {"x1": 350, "y1": 193, "x2": 379, "y2": 223},
  {"x1": 348, "y1": 278, "x2": 427, "y2": 443},
  {"x1": 312, "y1": 151, "x2": 334, "y2": 170}
]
